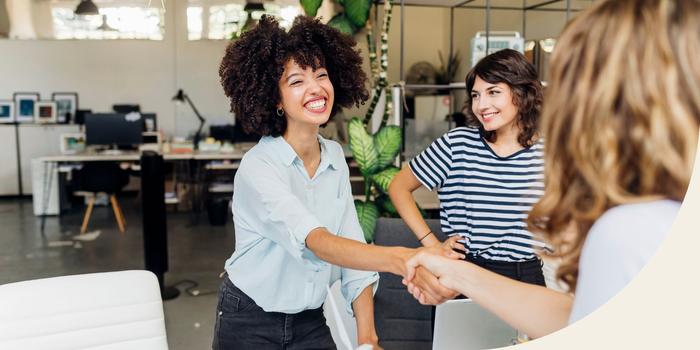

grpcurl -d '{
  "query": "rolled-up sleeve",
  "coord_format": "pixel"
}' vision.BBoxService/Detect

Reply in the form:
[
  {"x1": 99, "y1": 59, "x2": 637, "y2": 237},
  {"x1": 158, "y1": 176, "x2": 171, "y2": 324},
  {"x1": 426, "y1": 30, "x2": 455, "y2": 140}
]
[
  {"x1": 237, "y1": 155, "x2": 323, "y2": 258},
  {"x1": 336, "y1": 169, "x2": 380, "y2": 315}
]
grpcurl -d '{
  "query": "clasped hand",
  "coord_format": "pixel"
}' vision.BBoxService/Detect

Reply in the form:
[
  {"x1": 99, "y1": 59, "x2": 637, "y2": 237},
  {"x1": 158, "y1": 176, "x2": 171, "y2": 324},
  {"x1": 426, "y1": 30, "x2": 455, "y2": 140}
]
[{"x1": 402, "y1": 236, "x2": 466, "y2": 305}]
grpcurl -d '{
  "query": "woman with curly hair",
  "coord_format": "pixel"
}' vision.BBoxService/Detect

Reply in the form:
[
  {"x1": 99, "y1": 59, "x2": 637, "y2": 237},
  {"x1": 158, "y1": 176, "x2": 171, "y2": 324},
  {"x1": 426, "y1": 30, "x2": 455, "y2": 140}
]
[
  {"x1": 403, "y1": 0, "x2": 699, "y2": 338},
  {"x1": 215, "y1": 15, "x2": 460, "y2": 349},
  {"x1": 389, "y1": 49, "x2": 547, "y2": 304}
]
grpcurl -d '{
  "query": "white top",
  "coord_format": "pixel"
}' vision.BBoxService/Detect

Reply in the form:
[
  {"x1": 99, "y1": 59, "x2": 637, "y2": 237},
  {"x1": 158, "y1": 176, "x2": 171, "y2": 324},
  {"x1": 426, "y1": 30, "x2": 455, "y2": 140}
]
[{"x1": 569, "y1": 199, "x2": 680, "y2": 323}]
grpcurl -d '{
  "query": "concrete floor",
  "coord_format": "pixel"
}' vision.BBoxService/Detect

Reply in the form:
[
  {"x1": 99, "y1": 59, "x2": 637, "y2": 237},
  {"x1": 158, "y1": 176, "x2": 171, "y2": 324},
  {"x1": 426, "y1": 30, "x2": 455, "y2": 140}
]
[{"x1": 0, "y1": 197, "x2": 235, "y2": 350}]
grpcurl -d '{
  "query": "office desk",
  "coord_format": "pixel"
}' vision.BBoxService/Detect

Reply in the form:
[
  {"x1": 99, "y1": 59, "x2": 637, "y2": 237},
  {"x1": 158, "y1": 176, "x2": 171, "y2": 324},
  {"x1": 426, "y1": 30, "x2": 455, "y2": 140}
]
[
  {"x1": 34, "y1": 148, "x2": 439, "y2": 229},
  {"x1": 34, "y1": 150, "x2": 247, "y2": 219},
  {"x1": 37, "y1": 149, "x2": 247, "y2": 163}
]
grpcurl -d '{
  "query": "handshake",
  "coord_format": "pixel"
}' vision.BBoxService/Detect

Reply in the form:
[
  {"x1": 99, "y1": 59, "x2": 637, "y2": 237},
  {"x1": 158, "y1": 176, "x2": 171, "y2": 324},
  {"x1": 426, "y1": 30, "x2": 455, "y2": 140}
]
[{"x1": 399, "y1": 236, "x2": 468, "y2": 305}]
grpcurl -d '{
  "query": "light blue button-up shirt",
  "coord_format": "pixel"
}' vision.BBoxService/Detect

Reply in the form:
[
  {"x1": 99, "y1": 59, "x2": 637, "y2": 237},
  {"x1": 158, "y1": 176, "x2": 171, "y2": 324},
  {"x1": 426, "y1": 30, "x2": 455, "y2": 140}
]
[{"x1": 225, "y1": 135, "x2": 379, "y2": 315}]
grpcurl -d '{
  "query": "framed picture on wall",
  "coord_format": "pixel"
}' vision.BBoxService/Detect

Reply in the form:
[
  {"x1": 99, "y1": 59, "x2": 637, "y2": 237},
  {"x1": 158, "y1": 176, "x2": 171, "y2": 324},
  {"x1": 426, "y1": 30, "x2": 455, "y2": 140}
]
[
  {"x1": 60, "y1": 133, "x2": 86, "y2": 154},
  {"x1": 0, "y1": 101, "x2": 14, "y2": 123},
  {"x1": 34, "y1": 101, "x2": 57, "y2": 123},
  {"x1": 13, "y1": 92, "x2": 40, "y2": 123},
  {"x1": 52, "y1": 92, "x2": 78, "y2": 124}
]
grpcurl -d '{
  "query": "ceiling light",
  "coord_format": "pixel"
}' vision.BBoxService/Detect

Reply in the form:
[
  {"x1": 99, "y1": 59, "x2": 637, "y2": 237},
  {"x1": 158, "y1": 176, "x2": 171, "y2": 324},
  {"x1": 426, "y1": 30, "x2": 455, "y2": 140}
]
[{"x1": 75, "y1": 0, "x2": 99, "y2": 16}]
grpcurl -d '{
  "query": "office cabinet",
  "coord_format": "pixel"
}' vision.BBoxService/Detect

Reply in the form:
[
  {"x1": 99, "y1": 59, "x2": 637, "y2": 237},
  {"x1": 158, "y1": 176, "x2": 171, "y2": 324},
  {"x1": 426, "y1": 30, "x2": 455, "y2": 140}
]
[
  {"x1": 19, "y1": 124, "x2": 80, "y2": 195},
  {"x1": 0, "y1": 126, "x2": 19, "y2": 196}
]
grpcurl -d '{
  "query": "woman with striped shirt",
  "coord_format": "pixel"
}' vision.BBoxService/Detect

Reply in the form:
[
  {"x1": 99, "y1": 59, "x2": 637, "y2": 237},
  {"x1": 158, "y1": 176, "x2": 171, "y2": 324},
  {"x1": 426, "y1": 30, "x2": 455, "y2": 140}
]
[{"x1": 389, "y1": 49, "x2": 546, "y2": 303}]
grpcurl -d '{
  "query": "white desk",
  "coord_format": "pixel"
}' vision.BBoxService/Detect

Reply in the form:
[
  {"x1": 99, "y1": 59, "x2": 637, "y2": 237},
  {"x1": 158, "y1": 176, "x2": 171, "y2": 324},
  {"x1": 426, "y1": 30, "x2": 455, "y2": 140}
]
[
  {"x1": 34, "y1": 150, "x2": 247, "y2": 217},
  {"x1": 37, "y1": 149, "x2": 247, "y2": 163},
  {"x1": 33, "y1": 149, "x2": 439, "y2": 220}
]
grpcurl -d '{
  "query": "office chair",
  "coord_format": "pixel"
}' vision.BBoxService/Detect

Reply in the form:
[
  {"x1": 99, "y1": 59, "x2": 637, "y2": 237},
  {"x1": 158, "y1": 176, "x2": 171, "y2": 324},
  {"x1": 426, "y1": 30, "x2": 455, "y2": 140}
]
[
  {"x1": 76, "y1": 162, "x2": 130, "y2": 234},
  {"x1": 0, "y1": 270, "x2": 169, "y2": 350}
]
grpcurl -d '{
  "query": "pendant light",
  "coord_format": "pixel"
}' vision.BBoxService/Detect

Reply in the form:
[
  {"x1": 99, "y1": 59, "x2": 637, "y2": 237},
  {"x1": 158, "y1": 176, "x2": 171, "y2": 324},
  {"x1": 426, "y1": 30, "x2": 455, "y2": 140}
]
[{"x1": 75, "y1": 0, "x2": 99, "y2": 16}]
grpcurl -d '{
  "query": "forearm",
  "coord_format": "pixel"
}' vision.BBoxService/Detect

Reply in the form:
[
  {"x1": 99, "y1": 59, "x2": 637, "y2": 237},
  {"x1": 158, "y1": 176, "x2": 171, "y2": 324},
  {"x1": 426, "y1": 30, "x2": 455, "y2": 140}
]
[
  {"x1": 352, "y1": 285, "x2": 379, "y2": 345},
  {"x1": 306, "y1": 228, "x2": 412, "y2": 276},
  {"x1": 388, "y1": 170, "x2": 440, "y2": 247},
  {"x1": 445, "y1": 262, "x2": 572, "y2": 338}
]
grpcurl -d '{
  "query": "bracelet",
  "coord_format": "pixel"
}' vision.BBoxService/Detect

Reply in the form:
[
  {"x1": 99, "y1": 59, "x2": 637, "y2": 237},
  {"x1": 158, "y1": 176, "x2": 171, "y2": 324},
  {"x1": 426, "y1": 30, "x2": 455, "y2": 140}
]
[{"x1": 418, "y1": 231, "x2": 433, "y2": 242}]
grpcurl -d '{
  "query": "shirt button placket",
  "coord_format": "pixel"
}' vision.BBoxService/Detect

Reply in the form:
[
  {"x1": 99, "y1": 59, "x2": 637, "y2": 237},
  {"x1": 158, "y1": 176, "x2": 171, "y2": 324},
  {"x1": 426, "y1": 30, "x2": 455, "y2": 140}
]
[{"x1": 306, "y1": 182, "x2": 313, "y2": 204}]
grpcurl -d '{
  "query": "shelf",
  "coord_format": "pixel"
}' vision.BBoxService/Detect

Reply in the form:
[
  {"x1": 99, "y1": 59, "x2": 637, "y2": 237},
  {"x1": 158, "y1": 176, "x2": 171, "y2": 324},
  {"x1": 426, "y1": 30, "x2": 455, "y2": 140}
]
[
  {"x1": 376, "y1": 0, "x2": 590, "y2": 11},
  {"x1": 404, "y1": 82, "x2": 466, "y2": 90},
  {"x1": 205, "y1": 163, "x2": 239, "y2": 170}
]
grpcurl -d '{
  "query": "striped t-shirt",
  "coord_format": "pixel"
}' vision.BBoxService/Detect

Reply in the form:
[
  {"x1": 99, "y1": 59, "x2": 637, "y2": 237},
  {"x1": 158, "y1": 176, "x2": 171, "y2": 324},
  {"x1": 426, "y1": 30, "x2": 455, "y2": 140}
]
[{"x1": 409, "y1": 127, "x2": 546, "y2": 262}]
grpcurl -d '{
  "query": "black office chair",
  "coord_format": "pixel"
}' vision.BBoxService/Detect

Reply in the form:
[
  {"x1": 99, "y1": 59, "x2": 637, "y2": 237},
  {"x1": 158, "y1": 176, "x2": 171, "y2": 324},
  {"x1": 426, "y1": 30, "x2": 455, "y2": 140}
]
[{"x1": 76, "y1": 163, "x2": 130, "y2": 234}]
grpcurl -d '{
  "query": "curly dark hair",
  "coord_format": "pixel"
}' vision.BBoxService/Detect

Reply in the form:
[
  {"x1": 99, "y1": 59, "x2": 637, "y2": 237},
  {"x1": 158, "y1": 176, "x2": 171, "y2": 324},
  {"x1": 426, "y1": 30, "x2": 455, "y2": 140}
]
[
  {"x1": 219, "y1": 15, "x2": 369, "y2": 137},
  {"x1": 464, "y1": 49, "x2": 543, "y2": 147}
]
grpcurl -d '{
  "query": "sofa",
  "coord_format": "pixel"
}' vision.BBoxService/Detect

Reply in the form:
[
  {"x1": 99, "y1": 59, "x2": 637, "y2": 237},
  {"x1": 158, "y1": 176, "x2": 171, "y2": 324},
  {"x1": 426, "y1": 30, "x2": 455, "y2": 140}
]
[{"x1": 373, "y1": 218, "x2": 445, "y2": 350}]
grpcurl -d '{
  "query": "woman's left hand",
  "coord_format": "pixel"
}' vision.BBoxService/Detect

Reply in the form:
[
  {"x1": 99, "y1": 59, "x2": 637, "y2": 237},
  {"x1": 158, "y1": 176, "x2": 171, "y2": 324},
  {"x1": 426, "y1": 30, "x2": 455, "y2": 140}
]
[
  {"x1": 424, "y1": 235, "x2": 467, "y2": 260},
  {"x1": 357, "y1": 335, "x2": 383, "y2": 350}
]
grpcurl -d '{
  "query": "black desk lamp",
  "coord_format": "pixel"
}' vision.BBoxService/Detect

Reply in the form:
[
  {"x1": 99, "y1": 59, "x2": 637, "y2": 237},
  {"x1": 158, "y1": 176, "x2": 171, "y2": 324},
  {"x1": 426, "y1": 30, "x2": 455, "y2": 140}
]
[{"x1": 172, "y1": 89, "x2": 206, "y2": 150}]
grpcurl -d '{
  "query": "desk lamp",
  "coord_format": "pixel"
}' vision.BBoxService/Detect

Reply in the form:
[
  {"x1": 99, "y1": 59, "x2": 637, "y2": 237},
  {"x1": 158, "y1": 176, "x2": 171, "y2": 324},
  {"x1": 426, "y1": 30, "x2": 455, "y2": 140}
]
[{"x1": 172, "y1": 89, "x2": 206, "y2": 150}]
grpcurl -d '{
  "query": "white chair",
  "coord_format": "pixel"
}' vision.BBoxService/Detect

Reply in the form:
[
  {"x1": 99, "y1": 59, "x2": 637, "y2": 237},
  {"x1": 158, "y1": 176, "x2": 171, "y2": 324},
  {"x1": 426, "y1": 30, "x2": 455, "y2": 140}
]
[
  {"x1": 324, "y1": 281, "x2": 376, "y2": 350},
  {"x1": 324, "y1": 281, "x2": 358, "y2": 350},
  {"x1": 0, "y1": 270, "x2": 168, "y2": 350},
  {"x1": 432, "y1": 299, "x2": 517, "y2": 350}
]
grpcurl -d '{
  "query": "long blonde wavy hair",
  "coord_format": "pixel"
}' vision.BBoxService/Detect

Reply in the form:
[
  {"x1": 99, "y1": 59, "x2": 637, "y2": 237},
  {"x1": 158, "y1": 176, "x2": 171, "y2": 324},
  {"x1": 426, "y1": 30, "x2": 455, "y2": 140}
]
[{"x1": 528, "y1": 0, "x2": 700, "y2": 291}]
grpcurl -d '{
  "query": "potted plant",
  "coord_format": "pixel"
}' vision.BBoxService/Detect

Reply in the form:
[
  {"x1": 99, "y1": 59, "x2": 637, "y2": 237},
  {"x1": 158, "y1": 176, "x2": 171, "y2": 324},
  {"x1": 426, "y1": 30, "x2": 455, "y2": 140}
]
[{"x1": 301, "y1": 0, "x2": 400, "y2": 242}]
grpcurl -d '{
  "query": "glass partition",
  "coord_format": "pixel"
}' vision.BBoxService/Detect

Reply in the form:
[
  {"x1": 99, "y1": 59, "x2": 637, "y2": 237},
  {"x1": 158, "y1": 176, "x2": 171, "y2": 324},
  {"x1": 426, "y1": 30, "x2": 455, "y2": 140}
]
[
  {"x1": 0, "y1": 0, "x2": 164, "y2": 40},
  {"x1": 186, "y1": 0, "x2": 301, "y2": 40}
]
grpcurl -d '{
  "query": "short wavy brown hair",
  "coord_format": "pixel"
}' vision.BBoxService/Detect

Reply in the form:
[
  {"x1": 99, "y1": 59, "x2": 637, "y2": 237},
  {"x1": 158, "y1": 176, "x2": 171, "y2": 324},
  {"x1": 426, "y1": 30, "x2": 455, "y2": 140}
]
[
  {"x1": 219, "y1": 15, "x2": 369, "y2": 137},
  {"x1": 464, "y1": 49, "x2": 543, "y2": 147}
]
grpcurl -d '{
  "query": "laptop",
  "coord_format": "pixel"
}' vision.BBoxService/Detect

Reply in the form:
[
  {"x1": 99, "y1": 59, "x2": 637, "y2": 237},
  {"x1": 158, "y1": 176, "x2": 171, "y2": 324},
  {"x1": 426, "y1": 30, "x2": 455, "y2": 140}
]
[{"x1": 432, "y1": 299, "x2": 518, "y2": 350}]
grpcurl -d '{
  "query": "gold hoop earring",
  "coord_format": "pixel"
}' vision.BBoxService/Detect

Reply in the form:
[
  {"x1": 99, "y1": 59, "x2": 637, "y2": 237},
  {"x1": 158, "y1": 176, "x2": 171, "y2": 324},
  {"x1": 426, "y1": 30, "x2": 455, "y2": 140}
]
[{"x1": 276, "y1": 108, "x2": 284, "y2": 117}]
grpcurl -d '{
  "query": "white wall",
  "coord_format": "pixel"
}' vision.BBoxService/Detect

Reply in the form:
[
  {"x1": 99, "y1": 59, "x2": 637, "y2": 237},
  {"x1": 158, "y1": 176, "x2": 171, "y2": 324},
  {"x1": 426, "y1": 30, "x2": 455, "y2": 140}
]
[
  {"x1": 0, "y1": 2, "x2": 580, "y2": 140},
  {"x1": 0, "y1": 0, "x2": 231, "y2": 138}
]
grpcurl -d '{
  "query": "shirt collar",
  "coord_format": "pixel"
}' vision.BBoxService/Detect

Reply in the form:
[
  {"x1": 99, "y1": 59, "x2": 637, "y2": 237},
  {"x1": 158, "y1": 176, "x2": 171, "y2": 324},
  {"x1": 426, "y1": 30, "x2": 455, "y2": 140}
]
[{"x1": 269, "y1": 135, "x2": 340, "y2": 171}]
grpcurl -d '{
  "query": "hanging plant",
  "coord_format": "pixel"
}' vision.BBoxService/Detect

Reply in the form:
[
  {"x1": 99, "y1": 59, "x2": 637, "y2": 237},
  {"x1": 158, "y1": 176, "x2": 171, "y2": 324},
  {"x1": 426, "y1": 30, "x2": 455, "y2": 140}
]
[{"x1": 300, "y1": 0, "x2": 371, "y2": 35}]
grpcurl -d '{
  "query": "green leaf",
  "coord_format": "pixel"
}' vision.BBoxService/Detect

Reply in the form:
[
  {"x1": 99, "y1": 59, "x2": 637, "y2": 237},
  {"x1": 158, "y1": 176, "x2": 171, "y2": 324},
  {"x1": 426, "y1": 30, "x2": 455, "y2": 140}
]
[
  {"x1": 343, "y1": 0, "x2": 371, "y2": 28},
  {"x1": 371, "y1": 166, "x2": 399, "y2": 193},
  {"x1": 300, "y1": 0, "x2": 323, "y2": 17},
  {"x1": 374, "y1": 125, "x2": 402, "y2": 169},
  {"x1": 348, "y1": 117, "x2": 379, "y2": 176},
  {"x1": 355, "y1": 200, "x2": 379, "y2": 243},
  {"x1": 328, "y1": 13, "x2": 357, "y2": 36},
  {"x1": 375, "y1": 194, "x2": 398, "y2": 217}
]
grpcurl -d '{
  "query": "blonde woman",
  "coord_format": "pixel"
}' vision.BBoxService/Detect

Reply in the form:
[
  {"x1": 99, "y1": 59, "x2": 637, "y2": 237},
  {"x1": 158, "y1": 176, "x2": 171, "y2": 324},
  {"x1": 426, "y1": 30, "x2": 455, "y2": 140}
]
[{"x1": 403, "y1": 0, "x2": 700, "y2": 338}]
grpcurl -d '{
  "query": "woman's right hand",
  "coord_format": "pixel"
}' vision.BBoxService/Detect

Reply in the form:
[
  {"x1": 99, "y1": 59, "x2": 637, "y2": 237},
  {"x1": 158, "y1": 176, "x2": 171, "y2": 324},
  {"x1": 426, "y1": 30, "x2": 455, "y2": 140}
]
[
  {"x1": 402, "y1": 250, "x2": 463, "y2": 304},
  {"x1": 400, "y1": 237, "x2": 465, "y2": 305}
]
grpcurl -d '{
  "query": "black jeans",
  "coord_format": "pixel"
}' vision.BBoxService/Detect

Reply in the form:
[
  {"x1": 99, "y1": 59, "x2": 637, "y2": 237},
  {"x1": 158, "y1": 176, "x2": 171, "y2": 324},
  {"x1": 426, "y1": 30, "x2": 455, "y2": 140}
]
[
  {"x1": 464, "y1": 253, "x2": 546, "y2": 286},
  {"x1": 212, "y1": 275, "x2": 337, "y2": 350}
]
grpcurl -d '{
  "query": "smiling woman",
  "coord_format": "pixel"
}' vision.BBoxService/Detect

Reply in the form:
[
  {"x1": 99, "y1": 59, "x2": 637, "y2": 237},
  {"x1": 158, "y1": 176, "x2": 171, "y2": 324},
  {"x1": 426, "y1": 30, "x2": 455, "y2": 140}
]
[
  {"x1": 214, "y1": 15, "x2": 460, "y2": 350},
  {"x1": 388, "y1": 49, "x2": 547, "y2": 305}
]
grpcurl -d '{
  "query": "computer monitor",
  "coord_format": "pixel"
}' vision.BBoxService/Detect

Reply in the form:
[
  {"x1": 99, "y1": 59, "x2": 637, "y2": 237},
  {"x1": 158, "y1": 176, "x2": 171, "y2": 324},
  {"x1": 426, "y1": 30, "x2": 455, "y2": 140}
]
[
  {"x1": 74, "y1": 109, "x2": 92, "y2": 125},
  {"x1": 209, "y1": 124, "x2": 235, "y2": 143},
  {"x1": 112, "y1": 104, "x2": 140, "y2": 114},
  {"x1": 210, "y1": 123, "x2": 260, "y2": 143},
  {"x1": 85, "y1": 113, "x2": 143, "y2": 147}
]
